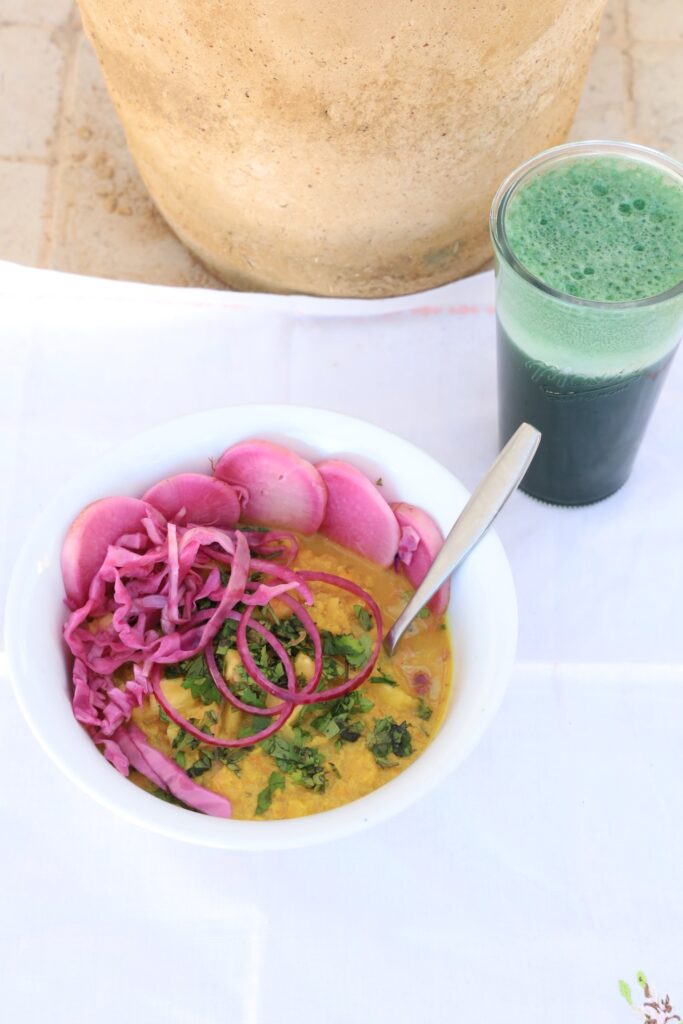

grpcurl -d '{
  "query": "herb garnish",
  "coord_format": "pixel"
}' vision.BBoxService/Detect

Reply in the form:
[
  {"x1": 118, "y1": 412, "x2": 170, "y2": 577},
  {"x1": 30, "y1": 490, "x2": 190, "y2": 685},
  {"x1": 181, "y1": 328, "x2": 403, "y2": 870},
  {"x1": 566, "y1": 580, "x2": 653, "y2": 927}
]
[
  {"x1": 215, "y1": 748, "x2": 248, "y2": 775},
  {"x1": 231, "y1": 675, "x2": 267, "y2": 708},
  {"x1": 353, "y1": 604, "x2": 373, "y2": 631},
  {"x1": 262, "y1": 614, "x2": 310, "y2": 653},
  {"x1": 367, "y1": 717, "x2": 413, "y2": 767},
  {"x1": 186, "y1": 750, "x2": 213, "y2": 778},
  {"x1": 370, "y1": 672, "x2": 398, "y2": 687},
  {"x1": 172, "y1": 726, "x2": 199, "y2": 753},
  {"x1": 310, "y1": 691, "x2": 374, "y2": 744},
  {"x1": 416, "y1": 698, "x2": 432, "y2": 721},
  {"x1": 255, "y1": 771, "x2": 286, "y2": 815},
  {"x1": 291, "y1": 723, "x2": 312, "y2": 744},
  {"x1": 237, "y1": 716, "x2": 264, "y2": 740},
  {"x1": 322, "y1": 631, "x2": 373, "y2": 669},
  {"x1": 215, "y1": 617, "x2": 238, "y2": 657},
  {"x1": 261, "y1": 735, "x2": 327, "y2": 792},
  {"x1": 183, "y1": 745, "x2": 248, "y2": 780},
  {"x1": 168, "y1": 654, "x2": 221, "y2": 705}
]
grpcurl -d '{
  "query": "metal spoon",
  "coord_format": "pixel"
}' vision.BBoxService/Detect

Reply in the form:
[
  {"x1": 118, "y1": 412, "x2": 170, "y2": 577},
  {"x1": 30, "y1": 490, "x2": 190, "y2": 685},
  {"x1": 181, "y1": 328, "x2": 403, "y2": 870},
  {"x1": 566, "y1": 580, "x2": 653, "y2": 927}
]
[{"x1": 384, "y1": 422, "x2": 541, "y2": 655}]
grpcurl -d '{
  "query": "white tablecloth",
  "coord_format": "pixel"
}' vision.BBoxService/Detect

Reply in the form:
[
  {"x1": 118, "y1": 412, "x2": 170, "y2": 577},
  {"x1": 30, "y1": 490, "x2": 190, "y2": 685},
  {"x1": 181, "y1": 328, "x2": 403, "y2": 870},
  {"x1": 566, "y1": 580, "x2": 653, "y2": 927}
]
[{"x1": 1, "y1": 260, "x2": 682, "y2": 1022}]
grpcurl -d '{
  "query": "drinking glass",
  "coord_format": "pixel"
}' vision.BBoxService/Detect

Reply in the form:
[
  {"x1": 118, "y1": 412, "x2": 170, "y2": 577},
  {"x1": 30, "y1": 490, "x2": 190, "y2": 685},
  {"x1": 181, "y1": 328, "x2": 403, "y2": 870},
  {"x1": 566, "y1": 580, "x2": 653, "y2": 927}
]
[{"x1": 490, "y1": 140, "x2": 683, "y2": 506}]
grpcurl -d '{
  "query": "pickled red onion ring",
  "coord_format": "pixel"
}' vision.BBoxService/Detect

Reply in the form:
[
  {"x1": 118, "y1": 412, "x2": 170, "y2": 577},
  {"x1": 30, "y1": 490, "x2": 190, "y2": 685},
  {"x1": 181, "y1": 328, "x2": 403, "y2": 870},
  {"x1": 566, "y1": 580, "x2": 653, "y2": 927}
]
[
  {"x1": 286, "y1": 572, "x2": 383, "y2": 705},
  {"x1": 152, "y1": 664, "x2": 294, "y2": 748},
  {"x1": 206, "y1": 613, "x2": 290, "y2": 717},
  {"x1": 236, "y1": 594, "x2": 324, "y2": 703}
]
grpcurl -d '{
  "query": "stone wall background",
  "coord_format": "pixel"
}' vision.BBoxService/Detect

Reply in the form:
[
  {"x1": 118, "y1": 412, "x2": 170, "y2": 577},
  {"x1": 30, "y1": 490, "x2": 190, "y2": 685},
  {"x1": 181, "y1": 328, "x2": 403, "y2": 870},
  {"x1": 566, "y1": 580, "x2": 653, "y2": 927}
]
[{"x1": 0, "y1": 0, "x2": 681, "y2": 288}]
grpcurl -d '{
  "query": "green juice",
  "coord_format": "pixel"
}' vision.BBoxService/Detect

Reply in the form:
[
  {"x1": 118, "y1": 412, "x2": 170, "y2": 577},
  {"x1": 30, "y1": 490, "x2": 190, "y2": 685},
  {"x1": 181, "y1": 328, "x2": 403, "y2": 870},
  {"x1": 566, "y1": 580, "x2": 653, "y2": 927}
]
[{"x1": 493, "y1": 146, "x2": 683, "y2": 505}]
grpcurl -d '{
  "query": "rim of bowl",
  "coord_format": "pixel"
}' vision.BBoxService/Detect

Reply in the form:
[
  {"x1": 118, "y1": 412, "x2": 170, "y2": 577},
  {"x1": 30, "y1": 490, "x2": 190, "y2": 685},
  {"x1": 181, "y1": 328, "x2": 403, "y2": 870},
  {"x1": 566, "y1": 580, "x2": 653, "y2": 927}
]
[{"x1": 5, "y1": 404, "x2": 518, "y2": 850}]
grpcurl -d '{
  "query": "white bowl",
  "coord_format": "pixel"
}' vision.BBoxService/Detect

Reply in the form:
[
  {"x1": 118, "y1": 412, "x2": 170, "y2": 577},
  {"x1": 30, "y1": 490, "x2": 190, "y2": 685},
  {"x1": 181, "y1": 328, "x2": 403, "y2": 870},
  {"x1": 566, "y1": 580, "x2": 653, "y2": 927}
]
[{"x1": 5, "y1": 405, "x2": 517, "y2": 849}]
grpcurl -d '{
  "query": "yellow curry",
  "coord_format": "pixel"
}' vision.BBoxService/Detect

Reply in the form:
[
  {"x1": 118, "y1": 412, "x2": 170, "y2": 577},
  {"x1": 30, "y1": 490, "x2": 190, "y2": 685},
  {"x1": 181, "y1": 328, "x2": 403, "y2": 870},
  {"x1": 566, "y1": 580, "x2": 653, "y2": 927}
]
[{"x1": 129, "y1": 532, "x2": 453, "y2": 820}]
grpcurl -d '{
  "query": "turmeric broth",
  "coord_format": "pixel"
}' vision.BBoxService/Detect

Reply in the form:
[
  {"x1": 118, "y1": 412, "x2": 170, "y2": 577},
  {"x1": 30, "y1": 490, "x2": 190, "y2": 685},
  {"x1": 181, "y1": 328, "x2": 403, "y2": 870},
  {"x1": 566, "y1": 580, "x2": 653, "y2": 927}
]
[{"x1": 129, "y1": 532, "x2": 453, "y2": 820}]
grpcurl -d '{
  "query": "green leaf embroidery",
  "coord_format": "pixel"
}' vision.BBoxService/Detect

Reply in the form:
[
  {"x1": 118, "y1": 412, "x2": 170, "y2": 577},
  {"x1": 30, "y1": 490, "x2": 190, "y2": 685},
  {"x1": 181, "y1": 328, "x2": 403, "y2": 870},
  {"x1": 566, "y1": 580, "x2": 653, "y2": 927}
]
[{"x1": 618, "y1": 980, "x2": 633, "y2": 1006}]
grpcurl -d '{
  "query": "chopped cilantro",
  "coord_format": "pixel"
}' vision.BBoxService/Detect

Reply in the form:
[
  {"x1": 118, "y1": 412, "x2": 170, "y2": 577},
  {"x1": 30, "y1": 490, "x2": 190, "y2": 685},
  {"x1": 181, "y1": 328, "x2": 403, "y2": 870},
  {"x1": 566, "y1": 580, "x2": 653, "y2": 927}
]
[
  {"x1": 231, "y1": 676, "x2": 267, "y2": 708},
  {"x1": 158, "y1": 706, "x2": 170, "y2": 724},
  {"x1": 255, "y1": 771, "x2": 286, "y2": 815},
  {"x1": 237, "y1": 716, "x2": 265, "y2": 740},
  {"x1": 257, "y1": 641, "x2": 286, "y2": 683},
  {"x1": 310, "y1": 691, "x2": 374, "y2": 745},
  {"x1": 189, "y1": 712, "x2": 217, "y2": 738},
  {"x1": 186, "y1": 750, "x2": 213, "y2": 778},
  {"x1": 261, "y1": 735, "x2": 327, "y2": 792},
  {"x1": 322, "y1": 656, "x2": 345, "y2": 683},
  {"x1": 172, "y1": 727, "x2": 199, "y2": 752},
  {"x1": 370, "y1": 672, "x2": 398, "y2": 687},
  {"x1": 367, "y1": 717, "x2": 413, "y2": 767},
  {"x1": 236, "y1": 632, "x2": 289, "y2": 688},
  {"x1": 291, "y1": 723, "x2": 312, "y2": 744},
  {"x1": 178, "y1": 655, "x2": 221, "y2": 705},
  {"x1": 417, "y1": 607, "x2": 430, "y2": 620},
  {"x1": 215, "y1": 617, "x2": 238, "y2": 656},
  {"x1": 215, "y1": 747, "x2": 248, "y2": 775},
  {"x1": 173, "y1": 750, "x2": 186, "y2": 768},
  {"x1": 322, "y1": 631, "x2": 373, "y2": 669},
  {"x1": 353, "y1": 604, "x2": 373, "y2": 632},
  {"x1": 267, "y1": 615, "x2": 310, "y2": 652},
  {"x1": 416, "y1": 698, "x2": 433, "y2": 721}
]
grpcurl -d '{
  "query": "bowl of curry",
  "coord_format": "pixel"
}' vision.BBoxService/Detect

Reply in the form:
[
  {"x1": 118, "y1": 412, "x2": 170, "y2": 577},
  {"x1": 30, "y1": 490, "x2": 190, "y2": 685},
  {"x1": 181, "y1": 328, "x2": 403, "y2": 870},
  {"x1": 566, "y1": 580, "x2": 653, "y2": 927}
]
[{"x1": 6, "y1": 405, "x2": 517, "y2": 849}]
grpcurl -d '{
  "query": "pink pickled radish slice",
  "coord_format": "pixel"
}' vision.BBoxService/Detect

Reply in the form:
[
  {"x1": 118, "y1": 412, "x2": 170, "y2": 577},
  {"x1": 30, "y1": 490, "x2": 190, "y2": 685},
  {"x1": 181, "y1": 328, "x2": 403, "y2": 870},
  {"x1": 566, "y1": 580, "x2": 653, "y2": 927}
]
[
  {"x1": 316, "y1": 459, "x2": 399, "y2": 567},
  {"x1": 142, "y1": 473, "x2": 240, "y2": 527},
  {"x1": 214, "y1": 440, "x2": 327, "y2": 534},
  {"x1": 61, "y1": 496, "x2": 153, "y2": 606},
  {"x1": 392, "y1": 502, "x2": 450, "y2": 614}
]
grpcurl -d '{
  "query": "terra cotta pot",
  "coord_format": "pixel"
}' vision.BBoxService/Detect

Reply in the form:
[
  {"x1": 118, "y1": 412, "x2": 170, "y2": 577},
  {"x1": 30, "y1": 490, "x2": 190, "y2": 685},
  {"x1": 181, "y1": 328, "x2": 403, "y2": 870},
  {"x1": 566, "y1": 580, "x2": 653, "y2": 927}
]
[{"x1": 78, "y1": 0, "x2": 607, "y2": 296}]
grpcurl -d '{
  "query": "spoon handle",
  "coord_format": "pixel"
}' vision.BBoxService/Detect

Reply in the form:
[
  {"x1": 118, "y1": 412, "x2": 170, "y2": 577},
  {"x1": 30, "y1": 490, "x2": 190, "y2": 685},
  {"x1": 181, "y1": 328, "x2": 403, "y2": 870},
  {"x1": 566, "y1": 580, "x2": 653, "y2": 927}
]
[{"x1": 384, "y1": 422, "x2": 541, "y2": 655}]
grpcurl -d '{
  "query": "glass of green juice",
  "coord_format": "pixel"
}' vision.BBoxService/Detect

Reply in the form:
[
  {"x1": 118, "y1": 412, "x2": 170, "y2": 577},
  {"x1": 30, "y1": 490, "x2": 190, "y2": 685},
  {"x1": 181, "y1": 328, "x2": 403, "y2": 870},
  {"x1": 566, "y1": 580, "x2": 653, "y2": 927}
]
[{"x1": 490, "y1": 140, "x2": 683, "y2": 506}]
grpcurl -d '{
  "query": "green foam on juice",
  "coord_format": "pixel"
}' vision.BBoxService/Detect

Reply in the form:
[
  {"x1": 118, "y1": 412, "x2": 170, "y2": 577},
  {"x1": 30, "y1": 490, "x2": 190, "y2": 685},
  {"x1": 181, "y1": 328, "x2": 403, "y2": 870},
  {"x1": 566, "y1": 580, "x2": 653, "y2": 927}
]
[{"x1": 505, "y1": 155, "x2": 683, "y2": 302}]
